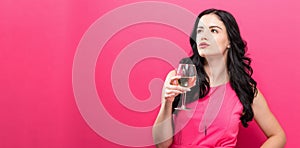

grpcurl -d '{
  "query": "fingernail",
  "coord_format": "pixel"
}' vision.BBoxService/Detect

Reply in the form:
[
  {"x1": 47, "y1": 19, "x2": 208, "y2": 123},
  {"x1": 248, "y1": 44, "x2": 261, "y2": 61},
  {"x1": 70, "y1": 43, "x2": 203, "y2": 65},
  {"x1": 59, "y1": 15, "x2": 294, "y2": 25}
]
[{"x1": 187, "y1": 88, "x2": 191, "y2": 91}]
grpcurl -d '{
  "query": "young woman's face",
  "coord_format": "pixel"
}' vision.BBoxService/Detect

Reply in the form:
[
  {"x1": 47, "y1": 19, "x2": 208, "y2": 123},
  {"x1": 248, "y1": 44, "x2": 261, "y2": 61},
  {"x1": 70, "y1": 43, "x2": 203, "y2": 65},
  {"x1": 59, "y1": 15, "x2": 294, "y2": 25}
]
[{"x1": 196, "y1": 14, "x2": 230, "y2": 58}]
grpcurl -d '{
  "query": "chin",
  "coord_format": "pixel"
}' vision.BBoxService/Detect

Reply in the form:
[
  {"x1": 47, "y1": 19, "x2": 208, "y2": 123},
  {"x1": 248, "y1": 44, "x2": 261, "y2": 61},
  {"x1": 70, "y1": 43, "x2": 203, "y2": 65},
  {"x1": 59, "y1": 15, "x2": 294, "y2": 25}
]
[
  {"x1": 198, "y1": 51, "x2": 206, "y2": 57},
  {"x1": 197, "y1": 48, "x2": 207, "y2": 56}
]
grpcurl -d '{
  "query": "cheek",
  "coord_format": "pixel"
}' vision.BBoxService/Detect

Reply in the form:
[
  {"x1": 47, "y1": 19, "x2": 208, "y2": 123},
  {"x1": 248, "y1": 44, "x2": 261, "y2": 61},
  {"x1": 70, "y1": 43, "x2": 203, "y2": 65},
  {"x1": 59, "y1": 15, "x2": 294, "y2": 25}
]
[
  {"x1": 216, "y1": 36, "x2": 229, "y2": 49},
  {"x1": 195, "y1": 34, "x2": 204, "y2": 44}
]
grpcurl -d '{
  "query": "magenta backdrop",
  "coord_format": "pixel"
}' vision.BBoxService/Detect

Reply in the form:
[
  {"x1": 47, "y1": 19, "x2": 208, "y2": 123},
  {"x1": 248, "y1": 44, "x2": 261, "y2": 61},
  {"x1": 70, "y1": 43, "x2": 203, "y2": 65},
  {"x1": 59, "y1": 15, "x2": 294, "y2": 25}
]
[{"x1": 1, "y1": 0, "x2": 299, "y2": 148}]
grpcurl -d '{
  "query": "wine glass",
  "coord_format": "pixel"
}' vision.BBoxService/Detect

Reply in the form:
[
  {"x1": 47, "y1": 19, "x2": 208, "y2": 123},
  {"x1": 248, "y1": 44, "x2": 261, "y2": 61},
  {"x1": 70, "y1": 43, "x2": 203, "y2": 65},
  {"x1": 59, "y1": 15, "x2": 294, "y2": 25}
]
[{"x1": 175, "y1": 64, "x2": 197, "y2": 110}]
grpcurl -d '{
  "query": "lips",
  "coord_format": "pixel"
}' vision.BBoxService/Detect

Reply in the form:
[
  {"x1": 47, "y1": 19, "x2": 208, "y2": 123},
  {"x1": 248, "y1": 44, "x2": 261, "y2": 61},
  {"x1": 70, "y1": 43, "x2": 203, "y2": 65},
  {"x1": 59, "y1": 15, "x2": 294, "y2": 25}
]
[{"x1": 199, "y1": 42, "x2": 210, "y2": 49}]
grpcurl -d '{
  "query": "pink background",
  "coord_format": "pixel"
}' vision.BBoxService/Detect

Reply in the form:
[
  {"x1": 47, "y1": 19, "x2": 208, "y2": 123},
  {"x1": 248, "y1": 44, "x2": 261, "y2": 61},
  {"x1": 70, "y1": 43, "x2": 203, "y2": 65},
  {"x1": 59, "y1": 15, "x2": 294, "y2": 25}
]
[{"x1": 1, "y1": 0, "x2": 299, "y2": 147}]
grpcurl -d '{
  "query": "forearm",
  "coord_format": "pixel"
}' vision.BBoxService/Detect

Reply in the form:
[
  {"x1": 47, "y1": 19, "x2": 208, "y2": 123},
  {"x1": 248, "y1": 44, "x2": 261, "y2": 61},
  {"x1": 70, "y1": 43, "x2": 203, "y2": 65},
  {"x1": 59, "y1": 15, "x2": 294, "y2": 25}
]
[
  {"x1": 153, "y1": 101, "x2": 174, "y2": 147},
  {"x1": 261, "y1": 131, "x2": 286, "y2": 148}
]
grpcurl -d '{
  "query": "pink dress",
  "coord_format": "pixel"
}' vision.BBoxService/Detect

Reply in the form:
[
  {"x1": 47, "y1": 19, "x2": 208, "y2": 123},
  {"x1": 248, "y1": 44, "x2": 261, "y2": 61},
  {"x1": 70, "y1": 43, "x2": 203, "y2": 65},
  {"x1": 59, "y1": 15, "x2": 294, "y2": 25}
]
[{"x1": 171, "y1": 82, "x2": 243, "y2": 148}]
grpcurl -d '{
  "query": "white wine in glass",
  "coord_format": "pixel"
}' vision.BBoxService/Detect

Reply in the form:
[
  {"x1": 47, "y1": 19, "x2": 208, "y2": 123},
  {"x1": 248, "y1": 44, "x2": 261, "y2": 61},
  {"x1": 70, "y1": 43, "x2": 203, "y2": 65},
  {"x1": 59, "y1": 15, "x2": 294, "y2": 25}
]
[{"x1": 175, "y1": 64, "x2": 197, "y2": 110}]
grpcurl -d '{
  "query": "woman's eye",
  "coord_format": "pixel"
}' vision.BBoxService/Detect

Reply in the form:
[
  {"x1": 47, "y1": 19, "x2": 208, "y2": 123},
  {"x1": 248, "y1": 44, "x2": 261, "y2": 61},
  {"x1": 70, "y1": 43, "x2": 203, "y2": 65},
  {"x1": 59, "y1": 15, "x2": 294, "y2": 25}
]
[
  {"x1": 197, "y1": 30, "x2": 203, "y2": 33},
  {"x1": 211, "y1": 29, "x2": 218, "y2": 33}
]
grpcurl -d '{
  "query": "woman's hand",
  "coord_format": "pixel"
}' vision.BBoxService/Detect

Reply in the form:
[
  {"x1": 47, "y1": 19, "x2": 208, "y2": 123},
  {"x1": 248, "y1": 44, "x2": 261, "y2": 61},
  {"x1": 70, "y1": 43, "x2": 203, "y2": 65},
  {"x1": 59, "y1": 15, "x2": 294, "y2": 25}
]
[{"x1": 163, "y1": 71, "x2": 191, "y2": 102}]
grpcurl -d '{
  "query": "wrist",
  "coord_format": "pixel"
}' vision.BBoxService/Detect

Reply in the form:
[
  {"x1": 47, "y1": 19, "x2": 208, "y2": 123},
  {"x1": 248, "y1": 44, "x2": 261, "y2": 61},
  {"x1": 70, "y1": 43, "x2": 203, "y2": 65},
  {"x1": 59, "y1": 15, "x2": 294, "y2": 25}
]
[{"x1": 162, "y1": 99, "x2": 173, "y2": 108}]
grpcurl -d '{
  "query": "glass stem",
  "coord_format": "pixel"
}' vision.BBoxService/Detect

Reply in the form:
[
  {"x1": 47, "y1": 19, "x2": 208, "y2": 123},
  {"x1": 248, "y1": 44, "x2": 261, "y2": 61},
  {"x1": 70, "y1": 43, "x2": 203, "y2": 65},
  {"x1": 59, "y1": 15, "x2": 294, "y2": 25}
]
[{"x1": 181, "y1": 92, "x2": 186, "y2": 108}]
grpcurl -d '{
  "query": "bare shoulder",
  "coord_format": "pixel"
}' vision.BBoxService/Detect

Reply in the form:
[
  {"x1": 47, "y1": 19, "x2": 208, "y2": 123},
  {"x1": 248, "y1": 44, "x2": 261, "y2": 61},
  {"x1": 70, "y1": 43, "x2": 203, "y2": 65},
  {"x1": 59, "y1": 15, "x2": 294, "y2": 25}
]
[
  {"x1": 252, "y1": 89, "x2": 269, "y2": 114},
  {"x1": 252, "y1": 89, "x2": 268, "y2": 109},
  {"x1": 253, "y1": 89, "x2": 263, "y2": 103}
]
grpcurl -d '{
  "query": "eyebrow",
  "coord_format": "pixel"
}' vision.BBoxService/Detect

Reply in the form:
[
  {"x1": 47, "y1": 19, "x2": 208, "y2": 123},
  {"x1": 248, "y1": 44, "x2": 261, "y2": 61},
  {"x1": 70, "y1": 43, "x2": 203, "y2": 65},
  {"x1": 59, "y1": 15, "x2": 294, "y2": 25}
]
[{"x1": 197, "y1": 26, "x2": 223, "y2": 30}]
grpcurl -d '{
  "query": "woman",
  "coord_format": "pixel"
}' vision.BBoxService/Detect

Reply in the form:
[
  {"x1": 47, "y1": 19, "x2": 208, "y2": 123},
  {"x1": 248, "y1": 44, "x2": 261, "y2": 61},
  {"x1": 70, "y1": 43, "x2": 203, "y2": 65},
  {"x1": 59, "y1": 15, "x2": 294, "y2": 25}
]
[{"x1": 152, "y1": 8, "x2": 286, "y2": 147}]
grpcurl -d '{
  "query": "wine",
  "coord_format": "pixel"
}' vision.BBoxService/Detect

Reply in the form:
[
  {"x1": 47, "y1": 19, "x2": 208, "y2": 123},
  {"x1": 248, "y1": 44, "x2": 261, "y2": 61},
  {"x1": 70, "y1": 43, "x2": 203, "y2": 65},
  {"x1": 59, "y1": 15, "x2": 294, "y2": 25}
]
[
  {"x1": 175, "y1": 64, "x2": 197, "y2": 110},
  {"x1": 178, "y1": 76, "x2": 196, "y2": 88}
]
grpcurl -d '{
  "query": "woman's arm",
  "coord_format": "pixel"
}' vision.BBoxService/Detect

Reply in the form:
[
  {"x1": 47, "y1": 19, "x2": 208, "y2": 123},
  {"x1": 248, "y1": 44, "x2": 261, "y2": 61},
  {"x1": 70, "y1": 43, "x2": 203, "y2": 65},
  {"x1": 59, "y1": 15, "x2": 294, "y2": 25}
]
[
  {"x1": 252, "y1": 89, "x2": 286, "y2": 148},
  {"x1": 152, "y1": 70, "x2": 189, "y2": 148},
  {"x1": 152, "y1": 99, "x2": 174, "y2": 148}
]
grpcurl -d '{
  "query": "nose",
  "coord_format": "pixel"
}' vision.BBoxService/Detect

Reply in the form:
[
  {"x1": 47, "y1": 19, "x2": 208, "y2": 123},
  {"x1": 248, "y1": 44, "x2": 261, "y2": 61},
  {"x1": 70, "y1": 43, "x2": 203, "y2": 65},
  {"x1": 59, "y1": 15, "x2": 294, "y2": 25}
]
[{"x1": 200, "y1": 36, "x2": 207, "y2": 40}]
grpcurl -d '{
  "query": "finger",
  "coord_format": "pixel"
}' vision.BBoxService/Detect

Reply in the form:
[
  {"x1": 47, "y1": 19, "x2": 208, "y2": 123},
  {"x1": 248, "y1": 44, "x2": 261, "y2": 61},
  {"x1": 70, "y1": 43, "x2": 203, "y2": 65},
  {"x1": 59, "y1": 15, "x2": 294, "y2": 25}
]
[
  {"x1": 165, "y1": 85, "x2": 183, "y2": 93},
  {"x1": 165, "y1": 93, "x2": 176, "y2": 98},
  {"x1": 170, "y1": 75, "x2": 181, "y2": 80},
  {"x1": 166, "y1": 85, "x2": 191, "y2": 92},
  {"x1": 169, "y1": 76, "x2": 181, "y2": 85},
  {"x1": 165, "y1": 89, "x2": 183, "y2": 95}
]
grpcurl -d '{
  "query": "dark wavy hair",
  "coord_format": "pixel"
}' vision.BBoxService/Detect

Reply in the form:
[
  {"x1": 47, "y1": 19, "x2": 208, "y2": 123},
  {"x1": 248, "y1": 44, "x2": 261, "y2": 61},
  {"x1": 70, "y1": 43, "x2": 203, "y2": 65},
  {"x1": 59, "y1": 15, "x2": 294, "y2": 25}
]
[{"x1": 186, "y1": 8, "x2": 257, "y2": 127}]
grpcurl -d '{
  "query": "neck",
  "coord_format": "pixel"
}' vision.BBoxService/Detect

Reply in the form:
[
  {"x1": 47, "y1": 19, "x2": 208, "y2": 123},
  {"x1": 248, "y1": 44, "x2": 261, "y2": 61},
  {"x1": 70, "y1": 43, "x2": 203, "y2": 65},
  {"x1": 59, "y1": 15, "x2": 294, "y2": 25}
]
[{"x1": 204, "y1": 55, "x2": 229, "y2": 87}]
